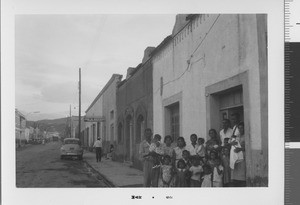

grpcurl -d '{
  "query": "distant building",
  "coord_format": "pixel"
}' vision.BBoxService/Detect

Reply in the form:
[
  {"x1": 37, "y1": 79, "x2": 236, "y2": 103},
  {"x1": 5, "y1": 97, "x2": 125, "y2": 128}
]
[
  {"x1": 84, "y1": 74, "x2": 122, "y2": 152},
  {"x1": 152, "y1": 14, "x2": 268, "y2": 186},
  {"x1": 15, "y1": 109, "x2": 26, "y2": 147},
  {"x1": 115, "y1": 47, "x2": 155, "y2": 169}
]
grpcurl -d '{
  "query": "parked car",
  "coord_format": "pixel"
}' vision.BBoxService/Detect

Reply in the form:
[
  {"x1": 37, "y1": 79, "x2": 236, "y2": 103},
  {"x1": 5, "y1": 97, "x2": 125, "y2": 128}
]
[{"x1": 60, "y1": 138, "x2": 83, "y2": 160}]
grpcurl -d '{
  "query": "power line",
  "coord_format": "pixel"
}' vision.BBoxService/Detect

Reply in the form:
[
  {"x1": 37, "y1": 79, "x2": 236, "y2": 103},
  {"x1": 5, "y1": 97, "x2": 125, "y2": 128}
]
[{"x1": 153, "y1": 14, "x2": 221, "y2": 95}]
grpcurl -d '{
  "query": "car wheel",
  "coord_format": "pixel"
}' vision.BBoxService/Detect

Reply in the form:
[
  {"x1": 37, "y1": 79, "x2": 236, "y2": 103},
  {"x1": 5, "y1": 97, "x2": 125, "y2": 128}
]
[
  {"x1": 78, "y1": 155, "x2": 83, "y2": 160},
  {"x1": 60, "y1": 155, "x2": 64, "y2": 160}
]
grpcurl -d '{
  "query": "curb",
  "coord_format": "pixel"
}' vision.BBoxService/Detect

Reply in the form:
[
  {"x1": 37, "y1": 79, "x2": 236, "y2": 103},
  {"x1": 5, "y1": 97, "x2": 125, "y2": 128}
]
[{"x1": 84, "y1": 160, "x2": 115, "y2": 187}]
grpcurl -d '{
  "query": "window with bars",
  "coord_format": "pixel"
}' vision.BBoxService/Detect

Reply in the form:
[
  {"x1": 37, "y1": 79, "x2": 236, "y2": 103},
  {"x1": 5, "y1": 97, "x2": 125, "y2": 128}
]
[{"x1": 165, "y1": 102, "x2": 180, "y2": 142}]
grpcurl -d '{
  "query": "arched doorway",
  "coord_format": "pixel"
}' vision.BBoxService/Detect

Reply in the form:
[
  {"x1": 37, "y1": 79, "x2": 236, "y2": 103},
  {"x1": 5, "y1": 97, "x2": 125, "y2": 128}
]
[
  {"x1": 136, "y1": 115, "x2": 144, "y2": 144},
  {"x1": 125, "y1": 115, "x2": 133, "y2": 161}
]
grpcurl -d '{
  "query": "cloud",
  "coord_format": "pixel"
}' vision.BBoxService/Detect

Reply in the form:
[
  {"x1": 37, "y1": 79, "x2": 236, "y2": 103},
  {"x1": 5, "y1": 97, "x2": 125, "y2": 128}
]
[{"x1": 40, "y1": 81, "x2": 99, "y2": 104}]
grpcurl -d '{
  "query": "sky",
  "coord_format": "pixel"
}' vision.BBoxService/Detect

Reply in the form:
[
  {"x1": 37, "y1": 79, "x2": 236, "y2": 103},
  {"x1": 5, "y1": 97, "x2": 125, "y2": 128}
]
[{"x1": 15, "y1": 14, "x2": 176, "y2": 121}]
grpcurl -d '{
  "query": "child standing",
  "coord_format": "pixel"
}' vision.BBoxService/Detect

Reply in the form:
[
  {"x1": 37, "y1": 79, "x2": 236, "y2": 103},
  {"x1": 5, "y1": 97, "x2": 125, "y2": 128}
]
[
  {"x1": 207, "y1": 150, "x2": 223, "y2": 187},
  {"x1": 158, "y1": 155, "x2": 174, "y2": 187},
  {"x1": 196, "y1": 138, "x2": 206, "y2": 159},
  {"x1": 221, "y1": 146, "x2": 231, "y2": 187},
  {"x1": 182, "y1": 150, "x2": 191, "y2": 168},
  {"x1": 174, "y1": 159, "x2": 189, "y2": 187},
  {"x1": 201, "y1": 164, "x2": 212, "y2": 187},
  {"x1": 212, "y1": 159, "x2": 224, "y2": 187},
  {"x1": 189, "y1": 157, "x2": 203, "y2": 187}
]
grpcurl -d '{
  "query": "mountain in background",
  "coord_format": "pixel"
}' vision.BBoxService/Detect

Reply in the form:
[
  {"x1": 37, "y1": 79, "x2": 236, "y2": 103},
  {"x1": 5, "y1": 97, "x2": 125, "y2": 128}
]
[
  {"x1": 26, "y1": 116, "x2": 80, "y2": 138},
  {"x1": 25, "y1": 112, "x2": 68, "y2": 121}
]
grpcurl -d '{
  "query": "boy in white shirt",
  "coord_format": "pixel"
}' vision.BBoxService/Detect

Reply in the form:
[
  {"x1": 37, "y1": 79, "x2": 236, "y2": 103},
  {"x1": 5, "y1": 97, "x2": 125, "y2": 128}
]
[
  {"x1": 189, "y1": 157, "x2": 203, "y2": 187},
  {"x1": 186, "y1": 134, "x2": 199, "y2": 156}
]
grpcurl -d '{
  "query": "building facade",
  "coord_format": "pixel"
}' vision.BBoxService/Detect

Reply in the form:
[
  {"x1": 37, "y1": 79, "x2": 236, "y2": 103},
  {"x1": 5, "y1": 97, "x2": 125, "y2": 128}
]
[
  {"x1": 84, "y1": 74, "x2": 122, "y2": 153},
  {"x1": 152, "y1": 14, "x2": 268, "y2": 186},
  {"x1": 115, "y1": 47, "x2": 154, "y2": 170},
  {"x1": 15, "y1": 109, "x2": 27, "y2": 147}
]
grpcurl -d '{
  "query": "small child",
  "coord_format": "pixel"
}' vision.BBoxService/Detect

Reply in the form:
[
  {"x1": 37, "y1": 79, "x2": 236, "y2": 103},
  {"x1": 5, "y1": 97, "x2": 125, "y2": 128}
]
[
  {"x1": 224, "y1": 138, "x2": 230, "y2": 147},
  {"x1": 221, "y1": 146, "x2": 231, "y2": 187},
  {"x1": 158, "y1": 155, "x2": 174, "y2": 187},
  {"x1": 207, "y1": 150, "x2": 219, "y2": 169},
  {"x1": 196, "y1": 138, "x2": 206, "y2": 158},
  {"x1": 175, "y1": 159, "x2": 189, "y2": 187},
  {"x1": 106, "y1": 144, "x2": 114, "y2": 160},
  {"x1": 189, "y1": 156, "x2": 203, "y2": 187},
  {"x1": 182, "y1": 150, "x2": 191, "y2": 168},
  {"x1": 201, "y1": 164, "x2": 212, "y2": 187},
  {"x1": 149, "y1": 134, "x2": 164, "y2": 168},
  {"x1": 212, "y1": 159, "x2": 224, "y2": 187}
]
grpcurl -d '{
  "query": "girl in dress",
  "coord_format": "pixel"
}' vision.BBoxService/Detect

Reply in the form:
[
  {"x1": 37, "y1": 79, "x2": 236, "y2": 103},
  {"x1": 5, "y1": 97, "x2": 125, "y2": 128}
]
[
  {"x1": 189, "y1": 156, "x2": 203, "y2": 187},
  {"x1": 212, "y1": 159, "x2": 224, "y2": 187},
  {"x1": 221, "y1": 146, "x2": 231, "y2": 187},
  {"x1": 174, "y1": 159, "x2": 189, "y2": 187},
  {"x1": 201, "y1": 164, "x2": 212, "y2": 187},
  {"x1": 158, "y1": 155, "x2": 174, "y2": 187}
]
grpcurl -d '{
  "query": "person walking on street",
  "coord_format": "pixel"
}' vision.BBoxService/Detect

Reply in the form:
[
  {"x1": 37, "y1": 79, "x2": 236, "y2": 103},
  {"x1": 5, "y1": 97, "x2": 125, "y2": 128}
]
[
  {"x1": 93, "y1": 137, "x2": 103, "y2": 162},
  {"x1": 139, "y1": 128, "x2": 154, "y2": 187}
]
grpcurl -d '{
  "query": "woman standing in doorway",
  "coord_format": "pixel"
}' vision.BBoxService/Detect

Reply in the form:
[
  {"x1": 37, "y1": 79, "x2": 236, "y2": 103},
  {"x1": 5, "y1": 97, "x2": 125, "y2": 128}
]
[{"x1": 231, "y1": 122, "x2": 246, "y2": 187}]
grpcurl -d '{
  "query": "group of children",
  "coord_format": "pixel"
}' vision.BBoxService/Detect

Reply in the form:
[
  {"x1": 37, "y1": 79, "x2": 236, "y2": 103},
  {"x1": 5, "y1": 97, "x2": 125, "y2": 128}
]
[{"x1": 147, "y1": 133, "x2": 233, "y2": 187}]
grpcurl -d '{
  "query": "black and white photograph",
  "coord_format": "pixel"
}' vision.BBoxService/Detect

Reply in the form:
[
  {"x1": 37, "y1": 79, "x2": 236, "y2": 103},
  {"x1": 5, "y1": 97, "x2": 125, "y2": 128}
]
[
  {"x1": 2, "y1": 0, "x2": 284, "y2": 204},
  {"x1": 14, "y1": 13, "x2": 268, "y2": 188}
]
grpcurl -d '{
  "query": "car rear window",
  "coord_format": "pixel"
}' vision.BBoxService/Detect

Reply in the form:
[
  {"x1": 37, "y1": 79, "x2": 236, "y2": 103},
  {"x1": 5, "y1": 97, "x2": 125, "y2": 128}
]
[{"x1": 64, "y1": 140, "x2": 79, "y2": 144}]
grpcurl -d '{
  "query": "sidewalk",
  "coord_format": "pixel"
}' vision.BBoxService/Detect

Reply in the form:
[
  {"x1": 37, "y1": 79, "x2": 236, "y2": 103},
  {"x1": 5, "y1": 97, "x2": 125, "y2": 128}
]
[{"x1": 83, "y1": 151, "x2": 143, "y2": 187}]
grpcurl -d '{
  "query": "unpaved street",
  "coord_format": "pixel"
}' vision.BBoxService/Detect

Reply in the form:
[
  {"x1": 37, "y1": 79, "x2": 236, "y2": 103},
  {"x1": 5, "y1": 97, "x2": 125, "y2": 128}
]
[{"x1": 16, "y1": 141, "x2": 109, "y2": 187}]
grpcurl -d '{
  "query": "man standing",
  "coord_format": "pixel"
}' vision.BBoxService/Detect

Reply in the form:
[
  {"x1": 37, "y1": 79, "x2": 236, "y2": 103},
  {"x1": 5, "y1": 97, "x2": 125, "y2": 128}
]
[
  {"x1": 93, "y1": 137, "x2": 102, "y2": 162},
  {"x1": 139, "y1": 128, "x2": 153, "y2": 187},
  {"x1": 219, "y1": 119, "x2": 233, "y2": 146},
  {"x1": 231, "y1": 113, "x2": 241, "y2": 137}
]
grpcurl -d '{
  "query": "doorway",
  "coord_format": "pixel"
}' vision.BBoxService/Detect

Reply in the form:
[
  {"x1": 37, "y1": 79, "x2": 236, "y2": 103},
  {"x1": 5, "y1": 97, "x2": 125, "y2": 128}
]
[
  {"x1": 125, "y1": 115, "x2": 133, "y2": 161},
  {"x1": 218, "y1": 86, "x2": 244, "y2": 130}
]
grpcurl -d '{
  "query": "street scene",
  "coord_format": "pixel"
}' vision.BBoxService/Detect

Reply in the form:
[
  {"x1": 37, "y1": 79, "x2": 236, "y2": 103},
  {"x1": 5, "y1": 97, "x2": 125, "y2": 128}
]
[
  {"x1": 16, "y1": 141, "x2": 111, "y2": 187},
  {"x1": 15, "y1": 14, "x2": 268, "y2": 188}
]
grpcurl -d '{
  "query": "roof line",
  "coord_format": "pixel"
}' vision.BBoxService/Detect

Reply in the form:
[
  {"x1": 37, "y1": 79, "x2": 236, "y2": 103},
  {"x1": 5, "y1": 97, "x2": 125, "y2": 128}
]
[{"x1": 85, "y1": 74, "x2": 122, "y2": 113}]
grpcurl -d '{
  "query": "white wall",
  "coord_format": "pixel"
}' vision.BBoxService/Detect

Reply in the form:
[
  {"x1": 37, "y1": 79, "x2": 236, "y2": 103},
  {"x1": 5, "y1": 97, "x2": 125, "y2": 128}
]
[
  {"x1": 85, "y1": 95, "x2": 103, "y2": 146},
  {"x1": 153, "y1": 14, "x2": 263, "y2": 150}
]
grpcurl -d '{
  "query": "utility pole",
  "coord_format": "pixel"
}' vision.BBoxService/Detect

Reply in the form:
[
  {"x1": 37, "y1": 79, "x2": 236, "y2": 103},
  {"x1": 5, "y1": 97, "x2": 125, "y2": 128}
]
[{"x1": 78, "y1": 68, "x2": 81, "y2": 141}]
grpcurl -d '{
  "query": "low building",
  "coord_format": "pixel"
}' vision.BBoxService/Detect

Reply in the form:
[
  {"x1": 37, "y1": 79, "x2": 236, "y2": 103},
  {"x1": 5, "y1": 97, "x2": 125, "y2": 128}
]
[{"x1": 84, "y1": 74, "x2": 122, "y2": 153}]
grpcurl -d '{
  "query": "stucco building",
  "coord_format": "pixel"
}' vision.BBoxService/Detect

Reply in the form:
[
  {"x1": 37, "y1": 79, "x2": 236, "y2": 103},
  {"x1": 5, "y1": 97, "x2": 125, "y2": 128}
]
[
  {"x1": 152, "y1": 14, "x2": 268, "y2": 186},
  {"x1": 84, "y1": 74, "x2": 122, "y2": 153},
  {"x1": 115, "y1": 47, "x2": 155, "y2": 170},
  {"x1": 15, "y1": 109, "x2": 27, "y2": 147}
]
